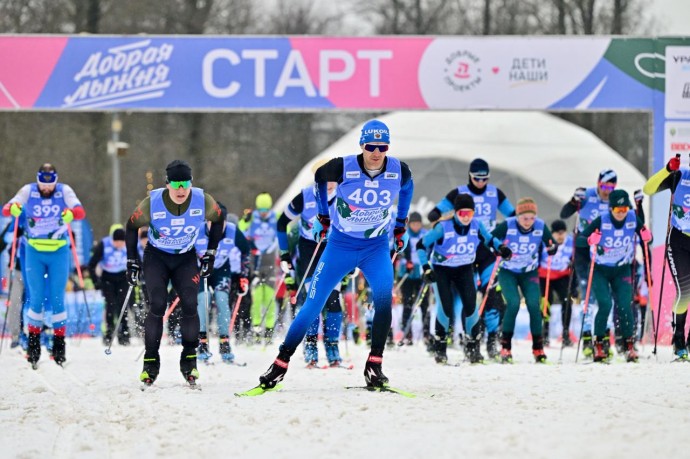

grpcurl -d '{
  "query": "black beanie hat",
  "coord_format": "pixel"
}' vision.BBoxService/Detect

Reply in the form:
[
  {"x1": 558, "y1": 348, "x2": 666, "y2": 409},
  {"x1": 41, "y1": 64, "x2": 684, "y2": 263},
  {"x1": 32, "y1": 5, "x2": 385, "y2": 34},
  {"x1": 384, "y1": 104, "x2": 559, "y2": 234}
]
[
  {"x1": 454, "y1": 193, "x2": 475, "y2": 211},
  {"x1": 409, "y1": 212, "x2": 422, "y2": 223},
  {"x1": 609, "y1": 189, "x2": 632, "y2": 208},
  {"x1": 550, "y1": 220, "x2": 567, "y2": 233},
  {"x1": 469, "y1": 158, "x2": 490, "y2": 177},
  {"x1": 166, "y1": 160, "x2": 192, "y2": 182},
  {"x1": 112, "y1": 228, "x2": 126, "y2": 241}
]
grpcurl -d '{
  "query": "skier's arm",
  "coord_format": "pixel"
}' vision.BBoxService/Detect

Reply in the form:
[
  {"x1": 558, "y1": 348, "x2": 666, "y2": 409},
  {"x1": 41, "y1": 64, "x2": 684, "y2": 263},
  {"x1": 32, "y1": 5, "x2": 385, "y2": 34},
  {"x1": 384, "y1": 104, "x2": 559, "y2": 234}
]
[
  {"x1": 477, "y1": 221, "x2": 494, "y2": 246},
  {"x1": 125, "y1": 198, "x2": 151, "y2": 260},
  {"x1": 314, "y1": 158, "x2": 343, "y2": 215},
  {"x1": 577, "y1": 217, "x2": 602, "y2": 248},
  {"x1": 396, "y1": 162, "x2": 414, "y2": 224},
  {"x1": 643, "y1": 168, "x2": 679, "y2": 195},
  {"x1": 489, "y1": 221, "x2": 509, "y2": 251},
  {"x1": 428, "y1": 189, "x2": 457, "y2": 222},
  {"x1": 2, "y1": 185, "x2": 32, "y2": 216},
  {"x1": 497, "y1": 189, "x2": 516, "y2": 217},
  {"x1": 416, "y1": 223, "x2": 444, "y2": 266},
  {"x1": 87, "y1": 241, "x2": 104, "y2": 275},
  {"x1": 278, "y1": 193, "x2": 304, "y2": 252},
  {"x1": 234, "y1": 226, "x2": 251, "y2": 278},
  {"x1": 61, "y1": 184, "x2": 86, "y2": 220},
  {"x1": 204, "y1": 194, "x2": 224, "y2": 252}
]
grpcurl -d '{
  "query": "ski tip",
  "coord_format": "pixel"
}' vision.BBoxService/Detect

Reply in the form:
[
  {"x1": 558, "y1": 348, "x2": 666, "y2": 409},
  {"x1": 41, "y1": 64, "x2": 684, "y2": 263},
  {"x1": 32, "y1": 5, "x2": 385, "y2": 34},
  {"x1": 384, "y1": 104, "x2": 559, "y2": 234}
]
[{"x1": 235, "y1": 383, "x2": 283, "y2": 397}]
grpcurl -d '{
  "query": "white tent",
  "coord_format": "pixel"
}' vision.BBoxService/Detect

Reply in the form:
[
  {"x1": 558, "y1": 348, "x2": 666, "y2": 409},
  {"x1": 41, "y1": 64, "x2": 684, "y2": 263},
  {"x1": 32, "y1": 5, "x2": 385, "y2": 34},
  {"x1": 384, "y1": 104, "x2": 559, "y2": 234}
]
[{"x1": 275, "y1": 111, "x2": 648, "y2": 227}]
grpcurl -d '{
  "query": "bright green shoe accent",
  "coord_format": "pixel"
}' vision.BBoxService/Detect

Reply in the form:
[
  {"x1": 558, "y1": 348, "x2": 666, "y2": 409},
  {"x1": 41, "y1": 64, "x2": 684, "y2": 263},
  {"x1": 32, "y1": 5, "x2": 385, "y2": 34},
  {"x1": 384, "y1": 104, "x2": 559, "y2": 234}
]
[
  {"x1": 235, "y1": 384, "x2": 283, "y2": 397},
  {"x1": 140, "y1": 371, "x2": 151, "y2": 382},
  {"x1": 185, "y1": 354, "x2": 197, "y2": 360},
  {"x1": 190, "y1": 368, "x2": 200, "y2": 379},
  {"x1": 582, "y1": 347, "x2": 593, "y2": 357}
]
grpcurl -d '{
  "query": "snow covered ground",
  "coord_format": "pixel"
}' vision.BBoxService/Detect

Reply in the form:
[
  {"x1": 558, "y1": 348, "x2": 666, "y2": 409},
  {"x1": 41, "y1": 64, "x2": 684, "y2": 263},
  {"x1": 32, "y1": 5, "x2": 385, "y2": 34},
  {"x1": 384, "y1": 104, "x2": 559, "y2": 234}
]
[{"x1": 0, "y1": 337, "x2": 687, "y2": 459}]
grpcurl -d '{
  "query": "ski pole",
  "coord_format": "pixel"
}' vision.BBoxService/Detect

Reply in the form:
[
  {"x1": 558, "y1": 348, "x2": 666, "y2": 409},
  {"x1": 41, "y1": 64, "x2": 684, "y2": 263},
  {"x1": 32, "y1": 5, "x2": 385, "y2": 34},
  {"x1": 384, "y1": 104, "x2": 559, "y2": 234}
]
[
  {"x1": 478, "y1": 256, "x2": 501, "y2": 317},
  {"x1": 0, "y1": 216, "x2": 20, "y2": 354},
  {"x1": 163, "y1": 297, "x2": 180, "y2": 322},
  {"x1": 653, "y1": 157, "x2": 679, "y2": 355},
  {"x1": 575, "y1": 249, "x2": 597, "y2": 363},
  {"x1": 394, "y1": 272, "x2": 409, "y2": 294},
  {"x1": 542, "y1": 255, "x2": 552, "y2": 317},
  {"x1": 290, "y1": 239, "x2": 322, "y2": 305},
  {"x1": 104, "y1": 284, "x2": 134, "y2": 355},
  {"x1": 401, "y1": 281, "x2": 430, "y2": 340},
  {"x1": 67, "y1": 224, "x2": 95, "y2": 335},
  {"x1": 228, "y1": 283, "x2": 248, "y2": 336},
  {"x1": 643, "y1": 240, "x2": 657, "y2": 346}
]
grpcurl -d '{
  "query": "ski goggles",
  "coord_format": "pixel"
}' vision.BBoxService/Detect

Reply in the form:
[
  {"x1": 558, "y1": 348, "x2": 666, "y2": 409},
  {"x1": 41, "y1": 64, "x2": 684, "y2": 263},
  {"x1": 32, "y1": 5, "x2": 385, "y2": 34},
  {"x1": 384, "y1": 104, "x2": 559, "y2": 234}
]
[
  {"x1": 470, "y1": 174, "x2": 489, "y2": 182},
  {"x1": 363, "y1": 144, "x2": 389, "y2": 153},
  {"x1": 599, "y1": 183, "x2": 616, "y2": 191},
  {"x1": 456, "y1": 209, "x2": 475, "y2": 219},
  {"x1": 168, "y1": 180, "x2": 192, "y2": 189},
  {"x1": 36, "y1": 171, "x2": 58, "y2": 185},
  {"x1": 611, "y1": 205, "x2": 630, "y2": 213}
]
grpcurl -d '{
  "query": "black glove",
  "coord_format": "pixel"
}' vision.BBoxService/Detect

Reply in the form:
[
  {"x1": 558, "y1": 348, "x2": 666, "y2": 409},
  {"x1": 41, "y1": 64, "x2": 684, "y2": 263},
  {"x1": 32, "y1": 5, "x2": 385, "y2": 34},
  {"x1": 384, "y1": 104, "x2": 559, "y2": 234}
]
[
  {"x1": 280, "y1": 250, "x2": 293, "y2": 273},
  {"x1": 427, "y1": 208, "x2": 441, "y2": 223},
  {"x1": 498, "y1": 244, "x2": 512, "y2": 260},
  {"x1": 126, "y1": 259, "x2": 140, "y2": 286},
  {"x1": 422, "y1": 264, "x2": 436, "y2": 283},
  {"x1": 634, "y1": 189, "x2": 644, "y2": 205},
  {"x1": 546, "y1": 244, "x2": 558, "y2": 256},
  {"x1": 200, "y1": 250, "x2": 215, "y2": 278},
  {"x1": 572, "y1": 187, "x2": 586, "y2": 203},
  {"x1": 314, "y1": 214, "x2": 331, "y2": 242}
]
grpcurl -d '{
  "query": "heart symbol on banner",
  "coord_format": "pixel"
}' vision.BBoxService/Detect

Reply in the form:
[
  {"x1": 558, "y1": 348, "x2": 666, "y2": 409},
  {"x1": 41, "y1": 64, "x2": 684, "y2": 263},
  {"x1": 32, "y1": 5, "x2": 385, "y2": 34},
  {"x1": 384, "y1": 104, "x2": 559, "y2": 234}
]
[{"x1": 492, "y1": 67, "x2": 500, "y2": 74}]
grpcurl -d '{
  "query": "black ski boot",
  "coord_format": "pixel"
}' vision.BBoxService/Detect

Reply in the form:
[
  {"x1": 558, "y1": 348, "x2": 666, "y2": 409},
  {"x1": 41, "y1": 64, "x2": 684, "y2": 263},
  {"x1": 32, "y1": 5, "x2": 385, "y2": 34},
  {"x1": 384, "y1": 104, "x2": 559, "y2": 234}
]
[
  {"x1": 434, "y1": 336, "x2": 448, "y2": 364},
  {"x1": 562, "y1": 330, "x2": 573, "y2": 347},
  {"x1": 486, "y1": 332, "x2": 499, "y2": 360},
  {"x1": 500, "y1": 334, "x2": 513, "y2": 364},
  {"x1": 602, "y1": 333, "x2": 614, "y2": 359},
  {"x1": 51, "y1": 335, "x2": 66, "y2": 366},
  {"x1": 27, "y1": 332, "x2": 41, "y2": 369},
  {"x1": 140, "y1": 352, "x2": 160, "y2": 385},
  {"x1": 466, "y1": 338, "x2": 484, "y2": 364},
  {"x1": 532, "y1": 336, "x2": 547, "y2": 363},
  {"x1": 581, "y1": 330, "x2": 593, "y2": 359},
  {"x1": 260, "y1": 346, "x2": 293, "y2": 389},
  {"x1": 180, "y1": 347, "x2": 199, "y2": 385},
  {"x1": 364, "y1": 350, "x2": 388, "y2": 388}
]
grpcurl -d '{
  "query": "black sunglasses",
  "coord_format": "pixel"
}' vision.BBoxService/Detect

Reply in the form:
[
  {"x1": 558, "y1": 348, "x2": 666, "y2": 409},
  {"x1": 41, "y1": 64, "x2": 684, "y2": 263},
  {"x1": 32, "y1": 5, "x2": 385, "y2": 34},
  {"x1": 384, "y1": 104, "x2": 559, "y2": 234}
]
[{"x1": 363, "y1": 144, "x2": 389, "y2": 153}]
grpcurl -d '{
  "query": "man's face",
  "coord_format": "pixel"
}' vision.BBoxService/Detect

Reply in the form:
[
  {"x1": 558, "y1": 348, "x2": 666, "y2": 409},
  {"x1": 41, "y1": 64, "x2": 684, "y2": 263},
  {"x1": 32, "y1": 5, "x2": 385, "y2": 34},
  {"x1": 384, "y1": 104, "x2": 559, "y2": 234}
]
[
  {"x1": 409, "y1": 221, "x2": 423, "y2": 233},
  {"x1": 166, "y1": 180, "x2": 192, "y2": 204},
  {"x1": 552, "y1": 230, "x2": 567, "y2": 245},
  {"x1": 38, "y1": 183, "x2": 57, "y2": 197},
  {"x1": 598, "y1": 182, "x2": 616, "y2": 200},
  {"x1": 113, "y1": 240, "x2": 125, "y2": 250},
  {"x1": 517, "y1": 213, "x2": 536, "y2": 230},
  {"x1": 361, "y1": 143, "x2": 389, "y2": 170},
  {"x1": 470, "y1": 174, "x2": 489, "y2": 190}
]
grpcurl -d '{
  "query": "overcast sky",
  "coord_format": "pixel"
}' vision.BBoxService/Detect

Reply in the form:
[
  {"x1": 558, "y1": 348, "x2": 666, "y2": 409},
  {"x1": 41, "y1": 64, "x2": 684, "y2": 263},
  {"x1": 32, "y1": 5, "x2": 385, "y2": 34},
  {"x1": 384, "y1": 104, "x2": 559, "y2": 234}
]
[{"x1": 643, "y1": 0, "x2": 690, "y2": 35}]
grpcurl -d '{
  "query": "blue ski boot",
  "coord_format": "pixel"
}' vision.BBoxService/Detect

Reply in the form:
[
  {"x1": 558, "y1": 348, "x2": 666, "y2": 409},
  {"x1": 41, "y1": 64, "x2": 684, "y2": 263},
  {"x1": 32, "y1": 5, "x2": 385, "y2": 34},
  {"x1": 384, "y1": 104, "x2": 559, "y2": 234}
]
[
  {"x1": 219, "y1": 336, "x2": 235, "y2": 363},
  {"x1": 304, "y1": 335, "x2": 318, "y2": 367},
  {"x1": 197, "y1": 333, "x2": 212, "y2": 362}
]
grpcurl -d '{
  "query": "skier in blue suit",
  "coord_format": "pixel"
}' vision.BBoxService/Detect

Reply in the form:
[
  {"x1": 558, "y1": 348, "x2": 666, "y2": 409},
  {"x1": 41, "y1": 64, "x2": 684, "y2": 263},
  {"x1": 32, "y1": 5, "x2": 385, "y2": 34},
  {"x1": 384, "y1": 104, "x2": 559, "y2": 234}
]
[{"x1": 258, "y1": 119, "x2": 414, "y2": 389}]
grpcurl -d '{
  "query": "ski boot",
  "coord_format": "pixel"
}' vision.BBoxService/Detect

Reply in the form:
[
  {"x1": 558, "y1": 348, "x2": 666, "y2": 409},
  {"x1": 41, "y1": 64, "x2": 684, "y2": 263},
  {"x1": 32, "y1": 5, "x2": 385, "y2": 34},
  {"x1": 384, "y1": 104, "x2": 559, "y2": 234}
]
[
  {"x1": 219, "y1": 336, "x2": 235, "y2": 363},
  {"x1": 264, "y1": 327, "x2": 274, "y2": 346},
  {"x1": 260, "y1": 347, "x2": 292, "y2": 389},
  {"x1": 593, "y1": 338, "x2": 607, "y2": 363},
  {"x1": 500, "y1": 334, "x2": 513, "y2": 364},
  {"x1": 140, "y1": 352, "x2": 160, "y2": 385},
  {"x1": 26, "y1": 332, "x2": 41, "y2": 368},
  {"x1": 562, "y1": 331, "x2": 573, "y2": 347},
  {"x1": 674, "y1": 335, "x2": 689, "y2": 361},
  {"x1": 486, "y1": 332, "x2": 499, "y2": 360},
  {"x1": 500, "y1": 348, "x2": 513, "y2": 364},
  {"x1": 118, "y1": 332, "x2": 131, "y2": 346},
  {"x1": 180, "y1": 348, "x2": 200, "y2": 386},
  {"x1": 304, "y1": 335, "x2": 318, "y2": 367},
  {"x1": 602, "y1": 334, "x2": 614, "y2": 359},
  {"x1": 364, "y1": 351, "x2": 388, "y2": 388},
  {"x1": 466, "y1": 338, "x2": 484, "y2": 364},
  {"x1": 434, "y1": 337, "x2": 448, "y2": 364},
  {"x1": 102, "y1": 334, "x2": 113, "y2": 347},
  {"x1": 325, "y1": 339, "x2": 342, "y2": 367},
  {"x1": 625, "y1": 338, "x2": 638, "y2": 363},
  {"x1": 533, "y1": 348, "x2": 547, "y2": 363},
  {"x1": 581, "y1": 331, "x2": 593, "y2": 359},
  {"x1": 197, "y1": 334, "x2": 212, "y2": 362},
  {"x1": 10, "y1": 336, "x2": 20, "y2": 349},
  {"x1": 51, "y1": 336, "x2": 66, "y2": 366}
]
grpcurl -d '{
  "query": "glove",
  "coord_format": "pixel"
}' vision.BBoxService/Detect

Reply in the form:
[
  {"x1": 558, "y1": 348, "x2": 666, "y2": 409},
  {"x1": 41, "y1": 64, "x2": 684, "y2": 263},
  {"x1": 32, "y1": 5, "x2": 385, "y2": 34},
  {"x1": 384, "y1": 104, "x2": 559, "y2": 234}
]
[
  {"x1": 126, "y1": 259, "x2": 140, "y2": 286},
  {"x1": 572, "y1": 187, "x2": 586, "y2": 203},
  {"x1": 640, "y1": 226, "x2": 652, "y2": 243},
  {"x1": 667, "y1": 155, "x2": 681, "y2": 172},
  {"x1": 405, "y1": 261, "x2": 414, "y2": 273},
  {"x1": 200, "y1": 251, "x2": 215, "y2": 278},
  {"x1": 587, "y1": 230, "x2": 602, "y2": 246},
  {"x1": 61, "y1": 208, "x2": 74, "y2": 225},
  {"x1": 427, "y1": 208, "x2": 441, "y2": 223},
  {"x1": 250, "y1": 248, "x2": 260, "y2": 257},
  {"x1": 312, "y1": 214, "x2": 330, "y2": 242},
  {"x1": 239, "y1": 276, "x2": 249, "y2": 295},
  {"x1": 634, "y1": 189, "x2": 644, "y2": 205},
  {"x1": 284, "y1": 275, "x2": 297, "y2": 292},
  {"x1": 498, "y1": 244, "x2": 512, "y2": 260},
  {"x1": 421, "y1": 264, "x2": 436, "y2": 283},
  {"x1": 280, "y1": 251, "x2": 293, "y2": 273},
  {"x1": 546, "y1": 244, "x2": 558, "y2": 256},
  {"x1": 9, "y1": 203, "x2": 22, "y2": 217},
  {"x1": 393, "y1": 227, "x2": 409, "y2": 254}
]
